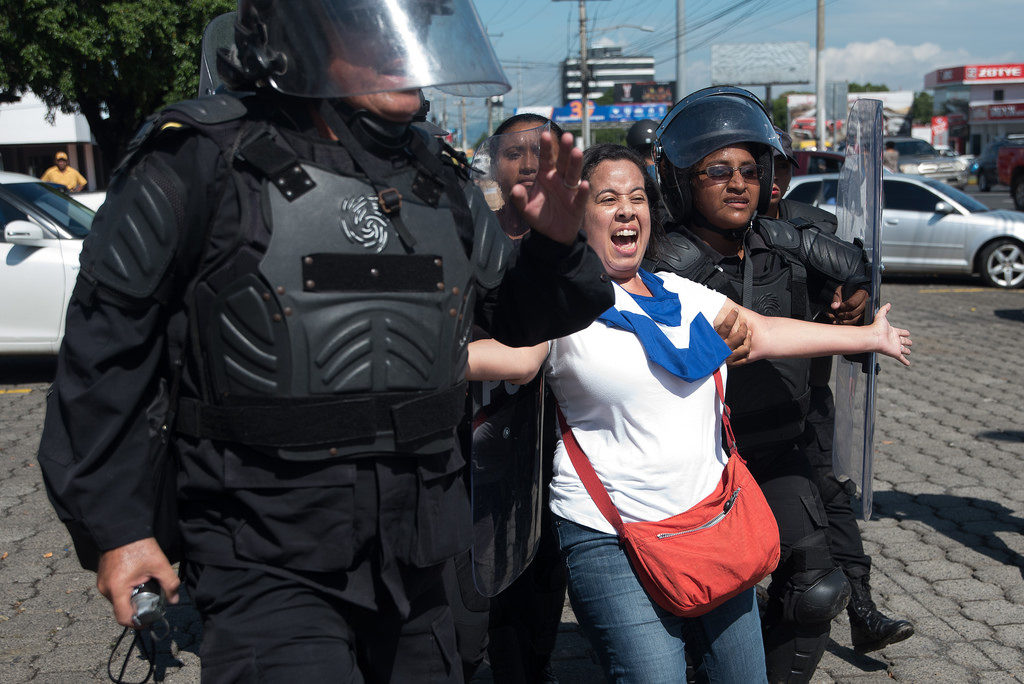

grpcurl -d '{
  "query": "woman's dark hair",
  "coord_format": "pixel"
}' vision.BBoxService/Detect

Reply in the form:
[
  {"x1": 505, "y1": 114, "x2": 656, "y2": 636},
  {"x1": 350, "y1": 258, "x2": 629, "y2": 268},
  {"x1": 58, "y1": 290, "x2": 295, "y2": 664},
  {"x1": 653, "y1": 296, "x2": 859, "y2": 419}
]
[
  {"x1": 581, "y1": 143, "x2": 667, "y2": 261},
  {"x1": 493, "y1": 113, "x2": 564, "y2": 138}
]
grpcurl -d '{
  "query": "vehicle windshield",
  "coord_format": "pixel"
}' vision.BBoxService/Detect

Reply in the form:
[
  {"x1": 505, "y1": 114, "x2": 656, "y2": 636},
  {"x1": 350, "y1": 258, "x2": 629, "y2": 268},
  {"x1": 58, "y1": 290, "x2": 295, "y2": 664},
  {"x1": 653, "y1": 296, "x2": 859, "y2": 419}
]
[
  {"x1": 892, "y1": 139, "x2": 937, "y2": 156},
  {"x1": 922, "y1": 179, "x2": 990, "y2": 213},
  {"x1": 5, "y1": 182, "x2": 93, "y2": 237}
]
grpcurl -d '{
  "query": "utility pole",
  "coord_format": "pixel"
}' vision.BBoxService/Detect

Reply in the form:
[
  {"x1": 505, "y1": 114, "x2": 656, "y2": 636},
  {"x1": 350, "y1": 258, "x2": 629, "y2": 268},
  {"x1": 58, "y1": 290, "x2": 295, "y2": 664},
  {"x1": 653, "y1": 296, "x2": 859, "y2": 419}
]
[
  {"x1": 675, "y1": 0, "x2": 685, "y2": 102},
  {"x1": 816, "y1": 0, "x2": 826, "y2": 150},
  {"x1": 517, "y1": 58, "x2": 523, "y2": 111},
  {"x1": 460, "y1": 97, "x2": 467, "y2": 150},
  {"x1": 578, "y1": 0, "x2": 590, "y2": 148}
]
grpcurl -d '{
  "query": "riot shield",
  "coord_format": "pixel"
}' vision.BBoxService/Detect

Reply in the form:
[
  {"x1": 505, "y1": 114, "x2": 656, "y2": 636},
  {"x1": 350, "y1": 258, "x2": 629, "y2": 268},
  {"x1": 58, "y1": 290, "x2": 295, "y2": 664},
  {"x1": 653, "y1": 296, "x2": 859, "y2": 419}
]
[
  {"x1": 469, "y1": 344, "x2": 545, "y2": 597},
  {"x1": 472, "y1": 123, "x2": 551, "y2": 238},
  {"x1": 832, "y1": 98, "x2": 884, "y2": 520},
  {"x1": 198, "y1": 12, "x2": 235, "y2": 96}
]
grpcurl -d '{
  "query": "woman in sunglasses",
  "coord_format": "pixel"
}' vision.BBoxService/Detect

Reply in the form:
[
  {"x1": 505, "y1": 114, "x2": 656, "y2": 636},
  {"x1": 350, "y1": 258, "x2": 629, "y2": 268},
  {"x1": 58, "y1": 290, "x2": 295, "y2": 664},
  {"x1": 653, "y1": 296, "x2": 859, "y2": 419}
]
[{"x1": 647, "y1": 87, "x2": 878, "y2": 681}]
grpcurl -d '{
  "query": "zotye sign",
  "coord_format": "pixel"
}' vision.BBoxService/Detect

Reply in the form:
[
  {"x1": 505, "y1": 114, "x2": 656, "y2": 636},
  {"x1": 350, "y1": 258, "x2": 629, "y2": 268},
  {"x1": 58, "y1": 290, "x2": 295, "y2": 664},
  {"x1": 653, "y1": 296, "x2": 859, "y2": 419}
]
[{"x1": 967, "y1": 65, "x2": 1022, "y2": 80}]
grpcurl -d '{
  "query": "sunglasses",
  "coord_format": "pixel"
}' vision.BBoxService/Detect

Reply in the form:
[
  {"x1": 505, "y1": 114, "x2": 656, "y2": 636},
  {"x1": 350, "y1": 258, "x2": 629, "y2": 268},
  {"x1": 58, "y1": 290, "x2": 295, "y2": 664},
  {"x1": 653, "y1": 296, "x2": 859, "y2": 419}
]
[{"x1": 694, "y1": 163, "x2": 760, "y2": 183}]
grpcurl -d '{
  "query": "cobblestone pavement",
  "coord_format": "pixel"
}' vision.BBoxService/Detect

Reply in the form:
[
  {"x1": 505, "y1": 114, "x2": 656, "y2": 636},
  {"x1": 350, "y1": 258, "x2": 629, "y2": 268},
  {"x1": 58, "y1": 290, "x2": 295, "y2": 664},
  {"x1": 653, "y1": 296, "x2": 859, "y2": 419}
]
[{"x1": 2, "y1": 278, "x2": 1023, "y2": 682}]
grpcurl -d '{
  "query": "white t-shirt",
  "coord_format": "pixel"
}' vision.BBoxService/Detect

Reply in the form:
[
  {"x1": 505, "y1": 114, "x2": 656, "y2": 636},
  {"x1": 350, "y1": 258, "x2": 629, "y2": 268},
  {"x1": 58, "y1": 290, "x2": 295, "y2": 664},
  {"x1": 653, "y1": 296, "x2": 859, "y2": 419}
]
[{"x1": 546, "y1": 272, "x2": 729, "y2": 535}]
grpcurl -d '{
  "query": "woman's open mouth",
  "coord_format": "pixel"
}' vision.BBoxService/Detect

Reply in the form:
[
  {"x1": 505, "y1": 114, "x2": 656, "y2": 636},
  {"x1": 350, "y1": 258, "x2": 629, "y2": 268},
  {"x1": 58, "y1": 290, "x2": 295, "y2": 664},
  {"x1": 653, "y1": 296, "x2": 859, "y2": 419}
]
[{"x1": 611, "y1": 228, "x2": 639, "y2": 254}]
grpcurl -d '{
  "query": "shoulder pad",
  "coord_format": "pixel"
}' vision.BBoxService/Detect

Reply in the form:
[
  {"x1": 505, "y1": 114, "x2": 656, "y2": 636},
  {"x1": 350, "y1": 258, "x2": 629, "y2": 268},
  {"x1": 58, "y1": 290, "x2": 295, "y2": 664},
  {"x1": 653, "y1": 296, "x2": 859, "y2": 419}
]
[
  {"x1": 80, "y1": 155, "x2": 185, "y2": 302},
  {"x1": 758, "y1": 216, "x2": 801, "y2": 251},
  {"x1": 162, "y1": 93, "x2": 249, "y2": 125},
  {"x1": 645, "y1": 231, "x2": 715, "y2": 281}
]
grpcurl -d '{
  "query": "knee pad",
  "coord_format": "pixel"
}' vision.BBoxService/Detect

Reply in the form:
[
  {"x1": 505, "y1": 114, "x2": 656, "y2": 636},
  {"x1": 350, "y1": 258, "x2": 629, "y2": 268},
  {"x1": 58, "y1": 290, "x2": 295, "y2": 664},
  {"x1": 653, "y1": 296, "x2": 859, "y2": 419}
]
[{"x1": 792, "y1": 567, "x2": 851, "y2": 624}]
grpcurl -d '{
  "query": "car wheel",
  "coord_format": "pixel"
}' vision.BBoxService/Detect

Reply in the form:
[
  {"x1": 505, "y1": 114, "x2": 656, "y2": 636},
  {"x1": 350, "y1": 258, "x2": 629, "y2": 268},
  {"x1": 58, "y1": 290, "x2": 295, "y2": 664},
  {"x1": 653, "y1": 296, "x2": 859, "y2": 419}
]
[
  {"x1": 977, "y1": 173, "x2": 990, "y2": 192},
  {"x1": 979, "y1": 239, "x2": 1024, "y2": 289},
  {"x1": 1013, "y1": 174, "x2": 1024, "y2": 211}
]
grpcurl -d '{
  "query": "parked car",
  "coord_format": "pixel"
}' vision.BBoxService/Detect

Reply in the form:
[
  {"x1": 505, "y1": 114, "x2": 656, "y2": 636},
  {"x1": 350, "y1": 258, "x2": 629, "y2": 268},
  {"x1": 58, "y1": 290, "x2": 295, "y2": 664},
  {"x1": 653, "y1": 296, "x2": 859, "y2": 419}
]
[
  {"x1": 791, "y1": 150, "x2": 844, "y2": 176},
  {"x1": 972, "y1": 135, "x2": 1024, "y2": 192},
  {"x1": 75, "y1": 191, "x2": 107, "y2": 211},
  {"x1": 884, "y1": 136, "x2": 970, "y2": 189},
  {"x1": 785, "y1": 173, "x2": 1024, "y2": 289},
  {"x1": 996, "y1": 142, "x2": 1024, "y2": 211},
  {"x1": 0, "y1": 171, "x2": 93, "y2": 353}
]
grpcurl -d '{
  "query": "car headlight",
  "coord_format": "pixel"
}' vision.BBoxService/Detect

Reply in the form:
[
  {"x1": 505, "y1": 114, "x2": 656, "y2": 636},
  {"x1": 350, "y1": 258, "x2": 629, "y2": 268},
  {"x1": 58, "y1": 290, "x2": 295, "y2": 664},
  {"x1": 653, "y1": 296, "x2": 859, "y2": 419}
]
[
  {"x1": 917, "y1": 162, "x2": 938, "y2": 173},
  {"x1": 899, "y1": 163, "x2": 920, "y2": 174}
]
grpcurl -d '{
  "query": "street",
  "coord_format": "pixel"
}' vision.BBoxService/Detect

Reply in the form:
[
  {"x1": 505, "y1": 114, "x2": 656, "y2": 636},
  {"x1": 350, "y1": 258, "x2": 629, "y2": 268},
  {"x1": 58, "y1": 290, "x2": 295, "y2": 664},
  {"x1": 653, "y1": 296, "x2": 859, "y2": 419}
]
[{"x1": 3, "y1": 275, "x2": 1024, "y2": 681}]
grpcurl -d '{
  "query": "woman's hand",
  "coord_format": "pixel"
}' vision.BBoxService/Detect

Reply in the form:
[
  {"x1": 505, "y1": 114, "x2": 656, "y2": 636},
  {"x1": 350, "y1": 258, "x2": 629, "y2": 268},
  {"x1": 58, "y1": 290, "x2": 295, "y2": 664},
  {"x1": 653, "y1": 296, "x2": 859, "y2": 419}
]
[
  {"x1": 871, "y1": 303, "x2": 912, "y2": 366},
  {"x1": 509, "y1": 131, "x2": 589, "y2": 245}
]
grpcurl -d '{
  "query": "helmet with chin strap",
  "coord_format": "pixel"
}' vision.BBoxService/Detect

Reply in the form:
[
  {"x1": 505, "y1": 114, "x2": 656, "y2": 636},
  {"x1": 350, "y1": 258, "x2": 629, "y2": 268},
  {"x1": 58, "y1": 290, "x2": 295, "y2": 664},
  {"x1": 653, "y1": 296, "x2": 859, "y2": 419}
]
[{"x1": 654, "y1": 86, "x2": 783, "y2": 227}]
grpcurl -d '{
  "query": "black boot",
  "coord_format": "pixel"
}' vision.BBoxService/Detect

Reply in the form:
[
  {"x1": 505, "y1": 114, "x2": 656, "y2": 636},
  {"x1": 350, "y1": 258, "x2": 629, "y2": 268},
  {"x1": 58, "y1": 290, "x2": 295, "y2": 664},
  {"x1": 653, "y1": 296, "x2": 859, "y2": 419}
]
[{"x1": 846, "y1": 574, "x2": 914, "y2": 653}]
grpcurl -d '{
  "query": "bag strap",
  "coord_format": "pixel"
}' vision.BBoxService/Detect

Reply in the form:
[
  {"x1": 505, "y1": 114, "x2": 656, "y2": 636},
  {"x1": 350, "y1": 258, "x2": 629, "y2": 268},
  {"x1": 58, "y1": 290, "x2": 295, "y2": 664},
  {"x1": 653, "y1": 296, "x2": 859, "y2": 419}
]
[{"x1": 556, "y1": 368, "x2": 741, "y2": 534}]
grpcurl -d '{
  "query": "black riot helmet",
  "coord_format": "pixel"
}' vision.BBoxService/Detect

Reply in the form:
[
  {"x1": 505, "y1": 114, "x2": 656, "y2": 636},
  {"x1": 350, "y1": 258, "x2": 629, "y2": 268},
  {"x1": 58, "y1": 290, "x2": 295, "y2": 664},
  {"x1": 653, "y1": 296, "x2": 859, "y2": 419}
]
[
  {"x1": 626, "y1": 119, "x2": 659, "y2": 158},
  {"x1": 224, "y1": 0, "x2": 509, "y2": 99},
  {"x1": 654, "y1": 86, "x2": 784, "y2": 223}
]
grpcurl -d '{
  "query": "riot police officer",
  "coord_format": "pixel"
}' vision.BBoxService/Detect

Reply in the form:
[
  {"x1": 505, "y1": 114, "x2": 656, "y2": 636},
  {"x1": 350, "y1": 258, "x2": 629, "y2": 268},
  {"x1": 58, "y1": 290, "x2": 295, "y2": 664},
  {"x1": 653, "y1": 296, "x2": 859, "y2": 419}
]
[
  {"x1": 37, "y1": 2, "x2": 613, "y2": 681},
  {"x1": 766, "y1": 126, "x2": 915, "y2": 654},
  {"x1": 645, "y1": 86, "x2": 869, "y2": 683}
]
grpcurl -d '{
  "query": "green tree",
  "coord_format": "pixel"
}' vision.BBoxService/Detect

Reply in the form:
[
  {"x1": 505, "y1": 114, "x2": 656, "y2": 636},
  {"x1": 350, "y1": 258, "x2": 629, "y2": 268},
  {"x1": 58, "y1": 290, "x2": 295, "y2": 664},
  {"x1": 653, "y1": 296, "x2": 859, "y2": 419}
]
[
  {"x1": 0, "y1": 0, "x2": 234, "y2": 176},
  {"x1": 910, "y1": 91, "x2": 934, "y2": 125},
  {"x1": 848, "y1": 82, "x2": 890, "y2": 93}
]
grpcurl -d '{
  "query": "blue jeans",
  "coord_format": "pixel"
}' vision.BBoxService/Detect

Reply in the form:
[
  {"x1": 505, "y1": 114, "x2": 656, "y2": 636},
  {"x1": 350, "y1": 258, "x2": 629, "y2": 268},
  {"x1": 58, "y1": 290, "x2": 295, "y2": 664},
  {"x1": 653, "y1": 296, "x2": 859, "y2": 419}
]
[{"x1": 555, "y1": 516, "x2": 767, "y2": 683}]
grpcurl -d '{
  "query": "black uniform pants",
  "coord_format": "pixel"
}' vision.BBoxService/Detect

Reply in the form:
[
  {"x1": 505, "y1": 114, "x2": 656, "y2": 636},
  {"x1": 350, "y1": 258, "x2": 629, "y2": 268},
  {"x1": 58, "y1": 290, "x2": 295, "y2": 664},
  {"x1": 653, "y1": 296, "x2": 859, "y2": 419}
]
[
  {"x1": 801, "y1": 386, "x2": 871, "y2": 580},
  {"x1": 745, "y1": 443, "x2": 834, "y2": 681},
  {"x1": 185, "y1": 562, "x2": 461, "y2": 684}
]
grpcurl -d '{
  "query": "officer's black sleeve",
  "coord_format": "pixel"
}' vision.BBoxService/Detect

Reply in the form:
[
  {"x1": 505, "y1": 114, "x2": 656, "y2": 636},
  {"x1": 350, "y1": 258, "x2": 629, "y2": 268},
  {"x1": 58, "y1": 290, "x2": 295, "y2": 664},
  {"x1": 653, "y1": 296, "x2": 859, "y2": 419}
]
[
  {"x1": 37, "y1": 130, "x2": 225, "y2": 558},
  {"x1": 466, "y1": 187, "x2": 614, "y2": 347}
]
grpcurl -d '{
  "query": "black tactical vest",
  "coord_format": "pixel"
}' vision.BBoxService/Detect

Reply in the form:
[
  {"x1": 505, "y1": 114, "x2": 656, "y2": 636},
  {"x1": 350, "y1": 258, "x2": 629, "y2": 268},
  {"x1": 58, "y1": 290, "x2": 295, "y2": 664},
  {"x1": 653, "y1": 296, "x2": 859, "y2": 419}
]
[
  {"x1": 161, "y1": 97, "x2": 507, "y2": 461},
  {"x1": 651, "y1": 224, "x2": 814, "y2": 453}
]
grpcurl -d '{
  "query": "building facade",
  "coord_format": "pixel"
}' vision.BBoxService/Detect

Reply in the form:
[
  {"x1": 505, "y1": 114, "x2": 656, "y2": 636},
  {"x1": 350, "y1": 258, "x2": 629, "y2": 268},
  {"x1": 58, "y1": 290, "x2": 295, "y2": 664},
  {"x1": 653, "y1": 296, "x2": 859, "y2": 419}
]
[
  {"x1": 0, "y1": 91, "x2": 104, "y2": 190},
  {"x1": 924, "y1": 63, "x2": 1024, "y2": 155}
]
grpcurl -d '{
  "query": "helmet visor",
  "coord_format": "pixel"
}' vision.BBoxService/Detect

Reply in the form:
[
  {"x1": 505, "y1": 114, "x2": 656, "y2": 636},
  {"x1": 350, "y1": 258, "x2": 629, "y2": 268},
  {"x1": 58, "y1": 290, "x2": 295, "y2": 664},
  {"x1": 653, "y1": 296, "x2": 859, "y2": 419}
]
[
  {"x1": 254, "y1": 0, "x2": 509, "y2": 98},
  {"x1": 472, "y1": 123, "x2": 550, "y2": 238}
]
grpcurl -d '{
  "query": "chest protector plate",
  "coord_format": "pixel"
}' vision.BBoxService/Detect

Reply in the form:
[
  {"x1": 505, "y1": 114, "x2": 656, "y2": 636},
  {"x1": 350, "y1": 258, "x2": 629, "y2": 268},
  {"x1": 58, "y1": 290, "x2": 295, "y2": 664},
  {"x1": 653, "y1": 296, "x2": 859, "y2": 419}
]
[
  {"x1": 197, "y1": 158, "x2": 476, "y2": 457},
  {"x1": 724, "y1": 259, "x2": 812, "y2": 453}
]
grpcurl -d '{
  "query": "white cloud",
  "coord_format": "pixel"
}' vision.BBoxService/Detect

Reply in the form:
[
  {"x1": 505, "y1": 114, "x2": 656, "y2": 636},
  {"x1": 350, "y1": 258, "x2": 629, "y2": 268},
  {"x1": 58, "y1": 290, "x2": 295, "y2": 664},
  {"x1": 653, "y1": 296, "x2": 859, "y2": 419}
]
[{"x1": 822, "y1": 39, "x2": 973, "y2": 91}]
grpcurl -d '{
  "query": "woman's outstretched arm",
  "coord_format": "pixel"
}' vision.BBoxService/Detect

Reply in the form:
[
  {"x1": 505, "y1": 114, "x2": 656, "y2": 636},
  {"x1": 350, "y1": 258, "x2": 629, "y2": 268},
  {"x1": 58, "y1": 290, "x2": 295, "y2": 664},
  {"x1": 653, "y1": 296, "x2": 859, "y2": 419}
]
[
  {"x1": 713, "y1": 300, "x2": 912, "y2": 366},
  {"x1": 465, "y1": 339, "x2": 550, "y2": 384}
]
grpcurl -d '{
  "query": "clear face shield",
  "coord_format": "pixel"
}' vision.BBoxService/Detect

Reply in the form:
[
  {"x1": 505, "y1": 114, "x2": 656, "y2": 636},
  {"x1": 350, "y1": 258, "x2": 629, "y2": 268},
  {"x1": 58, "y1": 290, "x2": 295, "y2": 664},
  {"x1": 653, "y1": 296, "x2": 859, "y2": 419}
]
[
  {"x1": 472, "y1": 122, "x2": 551, "y2": 238},
  {"x1": 242, "y1": 0, "x2": 509, "y2": 99}
]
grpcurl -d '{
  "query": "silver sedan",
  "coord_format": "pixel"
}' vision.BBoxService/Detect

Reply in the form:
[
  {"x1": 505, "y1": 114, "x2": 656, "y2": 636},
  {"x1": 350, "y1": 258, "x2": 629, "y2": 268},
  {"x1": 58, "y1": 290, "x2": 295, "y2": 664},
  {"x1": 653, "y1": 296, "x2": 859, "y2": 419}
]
[{"x1": 785, "y1": 173, "x2": 1024, "y2": 289}]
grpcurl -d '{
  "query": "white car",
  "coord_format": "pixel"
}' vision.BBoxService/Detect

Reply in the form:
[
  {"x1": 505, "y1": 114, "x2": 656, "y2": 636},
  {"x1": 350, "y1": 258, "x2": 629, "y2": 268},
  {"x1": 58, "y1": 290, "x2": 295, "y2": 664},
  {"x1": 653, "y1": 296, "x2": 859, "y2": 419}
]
[
  {"x1": 786, "y1": 173, "x2": 1024, "y2": 289},
  {"x1": 1, "y1": 171, "x2": 93, "y2": 353}
]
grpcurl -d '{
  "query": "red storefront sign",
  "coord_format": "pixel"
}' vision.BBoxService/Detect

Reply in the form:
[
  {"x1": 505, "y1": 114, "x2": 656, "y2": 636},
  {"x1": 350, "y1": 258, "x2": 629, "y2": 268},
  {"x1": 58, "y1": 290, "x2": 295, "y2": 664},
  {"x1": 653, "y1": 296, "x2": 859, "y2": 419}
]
[
  {"x1": 926, "y1": 63, "x2": 1024, "y2": 87},
  {"x1": 970, "y1": 102, "x2": 1024, "y2": 122}
]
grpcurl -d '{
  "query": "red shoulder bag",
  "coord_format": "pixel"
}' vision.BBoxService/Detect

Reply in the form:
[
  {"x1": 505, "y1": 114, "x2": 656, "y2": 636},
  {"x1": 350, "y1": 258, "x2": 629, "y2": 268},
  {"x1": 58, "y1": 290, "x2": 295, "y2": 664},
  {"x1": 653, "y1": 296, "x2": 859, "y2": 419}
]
[{"x1": 557, "y1": 369, "x2": 780, "y2": 617}]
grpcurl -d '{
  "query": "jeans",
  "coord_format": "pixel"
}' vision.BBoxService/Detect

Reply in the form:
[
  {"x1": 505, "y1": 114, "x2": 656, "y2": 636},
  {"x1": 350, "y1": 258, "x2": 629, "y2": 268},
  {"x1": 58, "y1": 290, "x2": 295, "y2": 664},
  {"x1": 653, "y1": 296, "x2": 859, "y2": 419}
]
[{"x1": 555, "y1": 516, "x2": 767, "y2": 684}]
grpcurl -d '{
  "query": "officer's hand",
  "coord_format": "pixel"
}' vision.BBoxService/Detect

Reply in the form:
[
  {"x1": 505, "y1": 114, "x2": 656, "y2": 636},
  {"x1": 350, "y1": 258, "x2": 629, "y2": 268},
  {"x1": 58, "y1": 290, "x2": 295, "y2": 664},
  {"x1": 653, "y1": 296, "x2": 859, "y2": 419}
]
[
  {"x1": 716, "y1": 308, "x2": 752, "y2": 366},
  {"x1": 96, "y1": 537, "x2": 179, "y2": 628},
  {"x1": 829, "y1": 286, "x2": 868, "y2": 325},
  {"x1": 509, "y1": 131, "x2": 587, "y2": 245}
]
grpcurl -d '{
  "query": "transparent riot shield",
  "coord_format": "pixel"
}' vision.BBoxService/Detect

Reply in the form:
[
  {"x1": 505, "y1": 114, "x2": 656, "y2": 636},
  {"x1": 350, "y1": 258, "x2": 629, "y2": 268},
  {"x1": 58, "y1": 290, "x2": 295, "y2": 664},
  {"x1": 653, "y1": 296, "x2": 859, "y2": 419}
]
[
  {"x1": 198, "y1": 12, "x2": 235, "y2": 97},
  {"x1": 472, "y1": 123, "x2": 550, "y2": 238},
  {"x1": 832, "y1": 98, "x2": 884, "y2": 520},
  {"x1": 469, "y1": 364, "x2": 545, "y2": 597}
]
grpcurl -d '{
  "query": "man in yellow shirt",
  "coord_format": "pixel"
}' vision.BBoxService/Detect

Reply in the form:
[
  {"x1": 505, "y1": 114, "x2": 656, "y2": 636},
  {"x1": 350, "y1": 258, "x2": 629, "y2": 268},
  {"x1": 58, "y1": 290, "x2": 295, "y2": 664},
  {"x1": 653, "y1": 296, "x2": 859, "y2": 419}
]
[{"x1": 40, "y1": 151, "x2": 87, "y2": 192}]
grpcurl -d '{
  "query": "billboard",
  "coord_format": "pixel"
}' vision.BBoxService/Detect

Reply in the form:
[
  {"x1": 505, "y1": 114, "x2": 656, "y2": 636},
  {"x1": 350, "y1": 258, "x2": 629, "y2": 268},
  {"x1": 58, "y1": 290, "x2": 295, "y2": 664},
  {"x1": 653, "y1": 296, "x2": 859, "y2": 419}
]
[
  {"x1": 614, "y1": 82, "x2": 674, "y2": 104},
  {"x1": 711, "y1": 42, "x2": 810, "y2": 86},
  {"x1": 528, "y1": 101, "x2": 669, "y2": 125}
]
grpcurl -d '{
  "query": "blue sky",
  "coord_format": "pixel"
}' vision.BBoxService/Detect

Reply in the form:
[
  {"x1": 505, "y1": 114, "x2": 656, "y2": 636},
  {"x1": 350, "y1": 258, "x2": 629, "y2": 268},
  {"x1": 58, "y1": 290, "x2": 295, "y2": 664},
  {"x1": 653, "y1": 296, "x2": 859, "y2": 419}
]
[{"x1": 443, "y1": 0, "x2": 1022, "y2": 140}]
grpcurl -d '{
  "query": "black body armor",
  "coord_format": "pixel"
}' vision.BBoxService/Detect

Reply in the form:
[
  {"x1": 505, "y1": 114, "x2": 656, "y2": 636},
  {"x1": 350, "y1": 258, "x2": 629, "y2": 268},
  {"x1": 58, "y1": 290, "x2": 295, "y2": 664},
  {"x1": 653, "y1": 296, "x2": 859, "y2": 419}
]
[{"x1": 647, "y1": 218, "x2": 865, "y2": 453}]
